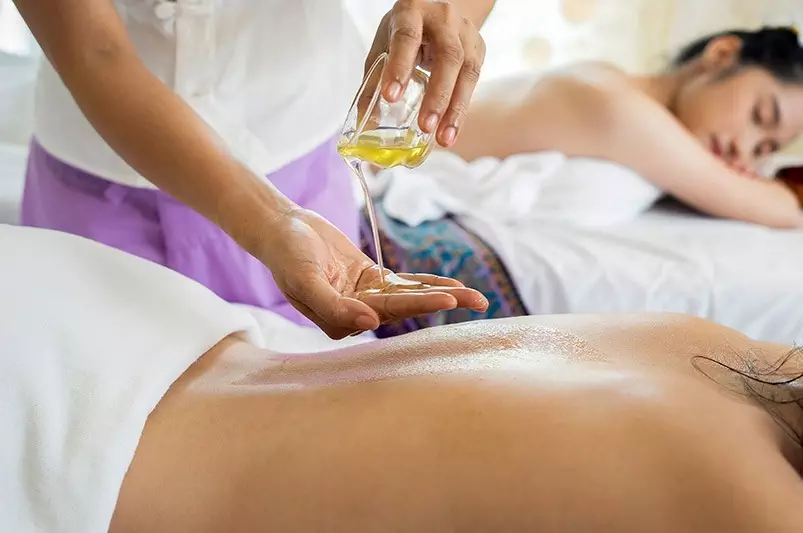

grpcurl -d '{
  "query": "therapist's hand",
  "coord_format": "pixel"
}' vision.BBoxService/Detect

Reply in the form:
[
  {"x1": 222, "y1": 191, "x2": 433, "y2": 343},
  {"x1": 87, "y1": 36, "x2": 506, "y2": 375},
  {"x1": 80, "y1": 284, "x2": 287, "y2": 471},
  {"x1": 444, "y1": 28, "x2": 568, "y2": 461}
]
[
  {"x1": 367, "y1": 0, "x2": 486, "y2": 148},
  {"x1": 261, "y1": 207, "x2": 488, "y2": 339}
]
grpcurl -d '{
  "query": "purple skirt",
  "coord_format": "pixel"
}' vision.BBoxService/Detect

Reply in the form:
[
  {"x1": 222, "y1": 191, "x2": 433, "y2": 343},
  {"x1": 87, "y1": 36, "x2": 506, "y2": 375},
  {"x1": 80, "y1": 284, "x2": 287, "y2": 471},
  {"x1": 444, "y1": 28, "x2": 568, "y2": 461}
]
[{"x1": 21, "y1": 139, "x2": 358, "y2": 326}]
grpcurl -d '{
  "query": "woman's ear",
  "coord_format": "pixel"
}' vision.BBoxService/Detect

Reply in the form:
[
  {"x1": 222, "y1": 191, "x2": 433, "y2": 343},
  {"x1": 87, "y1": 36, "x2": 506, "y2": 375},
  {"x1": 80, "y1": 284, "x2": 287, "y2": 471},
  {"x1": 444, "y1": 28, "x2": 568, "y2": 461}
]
[{"x1": 700, "y1": 35, "x2": 743, "y2": 70}]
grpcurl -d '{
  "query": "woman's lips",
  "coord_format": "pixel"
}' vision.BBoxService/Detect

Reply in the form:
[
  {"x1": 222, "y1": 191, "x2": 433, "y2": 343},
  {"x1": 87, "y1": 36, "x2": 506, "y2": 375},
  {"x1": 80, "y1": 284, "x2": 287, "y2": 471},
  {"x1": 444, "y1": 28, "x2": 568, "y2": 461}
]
[{"x1": 710, "y1": 136, "x2": 722, "y2": 157}]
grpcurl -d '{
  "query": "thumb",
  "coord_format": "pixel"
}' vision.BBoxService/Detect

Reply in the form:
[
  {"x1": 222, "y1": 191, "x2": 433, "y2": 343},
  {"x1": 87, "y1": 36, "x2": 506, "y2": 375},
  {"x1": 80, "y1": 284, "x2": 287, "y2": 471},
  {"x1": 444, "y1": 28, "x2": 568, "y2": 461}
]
[{"x1": 295, "y1": 276, "x2": 380, "y2": 332}]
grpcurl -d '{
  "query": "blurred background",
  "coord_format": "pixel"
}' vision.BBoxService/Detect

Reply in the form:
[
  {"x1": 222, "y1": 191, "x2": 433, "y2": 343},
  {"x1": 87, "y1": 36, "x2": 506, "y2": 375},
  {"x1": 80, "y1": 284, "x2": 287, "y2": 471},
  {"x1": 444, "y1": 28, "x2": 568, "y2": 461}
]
[
  {"x1": 2, "y1": 0, "x2": 802, "y2": 147},
  {"x1": 344, "y1": 0, "x2": 801, "y2": 80},
  {"x1": 4, "y1": 0, "x2": 802, "y2": 75}
]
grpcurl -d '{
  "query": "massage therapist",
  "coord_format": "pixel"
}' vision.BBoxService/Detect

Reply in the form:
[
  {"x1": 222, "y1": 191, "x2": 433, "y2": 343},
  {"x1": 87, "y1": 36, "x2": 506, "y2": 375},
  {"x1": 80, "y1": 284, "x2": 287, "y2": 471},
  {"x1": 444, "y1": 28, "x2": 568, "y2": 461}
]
[{"x1": 11, "y1": 0, "x2": 494, "y2": 338}]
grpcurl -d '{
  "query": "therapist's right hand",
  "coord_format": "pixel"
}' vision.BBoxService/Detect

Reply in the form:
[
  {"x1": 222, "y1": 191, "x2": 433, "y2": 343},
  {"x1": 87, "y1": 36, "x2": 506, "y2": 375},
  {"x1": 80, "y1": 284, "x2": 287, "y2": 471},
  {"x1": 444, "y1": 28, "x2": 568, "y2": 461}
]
[{"x1": 260, "y1": 207, "x2": 488, "y2": 339}]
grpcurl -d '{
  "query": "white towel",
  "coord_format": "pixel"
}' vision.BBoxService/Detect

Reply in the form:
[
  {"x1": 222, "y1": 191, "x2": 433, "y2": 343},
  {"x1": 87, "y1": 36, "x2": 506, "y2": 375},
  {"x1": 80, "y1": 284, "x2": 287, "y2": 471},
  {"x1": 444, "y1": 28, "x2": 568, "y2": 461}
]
[
  {"x1": 239, "y1": 303, "x2": 375, "y2": 352},
  {"x1": 378, "y1": 151, "x2": 663, "y2": 227},
  {"x1": 0, "y1": 225, "x2": 377, "y2": 533},
  {"x1": 756, "y1": 153, "x2": 803, "y2": 177},
  {"x1": 0, "y1": 225, "x2": 267, "y2": 533}
]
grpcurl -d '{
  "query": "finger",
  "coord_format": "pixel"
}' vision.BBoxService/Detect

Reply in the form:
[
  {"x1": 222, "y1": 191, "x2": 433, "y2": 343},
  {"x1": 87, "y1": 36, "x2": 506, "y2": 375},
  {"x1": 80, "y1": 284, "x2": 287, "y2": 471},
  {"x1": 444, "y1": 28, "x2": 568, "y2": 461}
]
[
  {"x1": 449, "y1": 287, "x2": 489, "y2": 312},
  {"x1": 293, "y1": 277, "x2": 380, "y2": 336},
  {"x1": 376, "y1": 285, "x2": 471, "y2": 296},
  {"x1": 384, "y1": 1, "x2": 424, "y2": 102},
  {"x1": 397, "y1": 272, "x2": 465, "y2": 287},
  {"x1": 403, "y1": 286, "x2": 488, "y2": 311},
  {"x1": 289, "y1": 298, "x2": 354, "y2": 340},
  {"x1": 391, "y1": 275, "x2": 488, "y2": 310},
  {"x1": 360, "y1": 291, "x2": 458, "y2": 321},
  {"x1": 438, "y1": 31, "x2": 485, "y2": 147},
  {"x1": 418, "y1": 6, "x2": 464, "y2": 135}
]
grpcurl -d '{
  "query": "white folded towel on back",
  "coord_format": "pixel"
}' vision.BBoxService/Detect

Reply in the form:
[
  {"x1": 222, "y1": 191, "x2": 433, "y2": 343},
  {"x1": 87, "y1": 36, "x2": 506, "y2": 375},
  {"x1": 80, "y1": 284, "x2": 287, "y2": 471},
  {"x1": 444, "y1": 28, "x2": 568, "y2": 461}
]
[
  {"x1": 0, "y1": 225, "x2": 373, "y2": 533},
  {"x1": 0, "y1": 225, "x2": 265, "y2": 533},
  {"x1": 377, "y1": 151, "x2": 663, "y2": 227}
]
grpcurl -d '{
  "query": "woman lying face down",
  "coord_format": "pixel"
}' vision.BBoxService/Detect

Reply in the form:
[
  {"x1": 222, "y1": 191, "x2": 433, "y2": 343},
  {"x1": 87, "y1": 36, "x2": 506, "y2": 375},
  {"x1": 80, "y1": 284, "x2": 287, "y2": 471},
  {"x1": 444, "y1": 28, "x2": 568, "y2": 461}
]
[
  {"x1": 3, "y1": 225, "x2": 802, "y2": 533},
  {"x1": 452, "y1": 27, "x2": 803, "y2": 228},
  {"x1": 114, "y1": 314, "x2": 803, "y2": 533}
]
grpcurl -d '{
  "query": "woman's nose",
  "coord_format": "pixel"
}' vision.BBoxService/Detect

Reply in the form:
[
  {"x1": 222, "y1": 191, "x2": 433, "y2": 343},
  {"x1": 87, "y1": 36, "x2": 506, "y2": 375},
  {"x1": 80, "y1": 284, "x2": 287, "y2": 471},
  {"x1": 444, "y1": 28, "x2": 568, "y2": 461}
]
[
  {"x1": 724, "y1": 139, "x2": 741, "y2": 163},
  {"x1": 728, "y1": 131, "x2": 758, "y2": 166},
  {"x1": 735, "y1": 128, "x2": 765, "y2": 164}
]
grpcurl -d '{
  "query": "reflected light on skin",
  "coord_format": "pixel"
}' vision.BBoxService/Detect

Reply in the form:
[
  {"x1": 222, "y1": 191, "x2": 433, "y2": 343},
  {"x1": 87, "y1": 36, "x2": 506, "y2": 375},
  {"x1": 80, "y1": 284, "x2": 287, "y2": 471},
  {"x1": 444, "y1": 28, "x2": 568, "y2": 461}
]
[{"x1": 233, "y1": 321, "x2": 610, "y2": 391}]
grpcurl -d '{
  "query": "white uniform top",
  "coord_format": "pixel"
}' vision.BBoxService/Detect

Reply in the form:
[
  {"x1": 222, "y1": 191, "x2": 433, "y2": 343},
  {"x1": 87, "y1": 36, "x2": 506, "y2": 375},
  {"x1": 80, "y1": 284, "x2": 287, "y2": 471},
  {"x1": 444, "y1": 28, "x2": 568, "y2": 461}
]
[{"x1": 32, "y1": 0, "x2": 365, "y2": 188}]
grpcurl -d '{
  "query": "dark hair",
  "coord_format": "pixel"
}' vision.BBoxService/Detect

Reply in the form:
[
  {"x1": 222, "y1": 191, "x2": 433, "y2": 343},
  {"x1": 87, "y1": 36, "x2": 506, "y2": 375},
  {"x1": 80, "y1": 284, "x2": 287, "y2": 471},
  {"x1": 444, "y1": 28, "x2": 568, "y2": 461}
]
[
  {"x1": 673, "y1": 26, "x2": 803, "y2": 83},
  {"x1": 693, "y1": 347, "x2": 803, "y2": 451}
]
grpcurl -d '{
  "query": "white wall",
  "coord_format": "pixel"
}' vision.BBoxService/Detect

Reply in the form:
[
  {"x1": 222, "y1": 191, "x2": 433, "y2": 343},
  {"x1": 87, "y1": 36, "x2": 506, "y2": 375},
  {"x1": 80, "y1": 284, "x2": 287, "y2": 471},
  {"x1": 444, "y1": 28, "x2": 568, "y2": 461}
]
[
  {"x1": 0, "y1": 0, "x2": 36, "y2": 56},
  {"x1": 344, "y1": 0, "x2": 673, "y2": 81},
  {"x1": 666, "y1": 0, "x2": 803, "y2": 50},
  {"x1": 4, "y1": 0, "x2": 803, "y2": 147}
]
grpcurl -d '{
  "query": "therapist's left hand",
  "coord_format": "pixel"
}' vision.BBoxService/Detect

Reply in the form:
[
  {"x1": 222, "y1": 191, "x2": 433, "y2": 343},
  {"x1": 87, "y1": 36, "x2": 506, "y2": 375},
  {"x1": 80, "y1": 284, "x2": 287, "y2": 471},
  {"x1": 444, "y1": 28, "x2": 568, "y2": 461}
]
[
  {"x1": 366, "y1": 0, "x2": 486, "y2": 148},
  {"x1": 261, "y1": 207, "x2": 488, "y2": 340}
]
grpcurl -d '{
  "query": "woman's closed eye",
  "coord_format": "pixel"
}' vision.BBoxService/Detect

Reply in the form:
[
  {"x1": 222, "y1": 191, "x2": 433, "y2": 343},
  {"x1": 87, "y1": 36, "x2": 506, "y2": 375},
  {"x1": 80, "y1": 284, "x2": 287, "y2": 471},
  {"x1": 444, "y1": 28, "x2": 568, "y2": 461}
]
[
  {"x1": 752, "y1": 95, "x2": 780, "y2": 126},
  {"x1": 752, "y1": 97, "x2": 781, "y2": 157}
]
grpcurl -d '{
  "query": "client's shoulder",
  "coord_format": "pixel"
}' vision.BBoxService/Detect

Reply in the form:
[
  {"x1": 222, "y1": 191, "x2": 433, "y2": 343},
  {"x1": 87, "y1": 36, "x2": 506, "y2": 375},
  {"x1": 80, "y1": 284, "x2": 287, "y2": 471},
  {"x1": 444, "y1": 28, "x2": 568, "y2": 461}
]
[
  {"x1": 530, "y1": 62, "x2": 653, "y2": 129},
  {"x1": 541, "y1": 61, "x2": 634, "y2": 94},
  {"x1": 556, "y1": 60, "x2": 627, "y2": 79}
]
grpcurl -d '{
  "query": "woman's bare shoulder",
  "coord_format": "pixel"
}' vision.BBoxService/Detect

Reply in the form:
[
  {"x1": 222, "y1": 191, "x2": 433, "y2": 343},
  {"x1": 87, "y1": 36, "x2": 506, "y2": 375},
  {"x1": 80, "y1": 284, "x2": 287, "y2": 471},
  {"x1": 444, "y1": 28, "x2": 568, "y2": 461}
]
[
  {"x1": 483, "y1": 63, "x2": 656, "y2": 158},
  {"x1": 527, "y1": 61, "x2": 640, "y2": 99},
  {"x1": 551, "y1": 61, "x2": 630, "y2": 83},
  {"x1": 473, "y1": 61, "x2": 636, "y2": 104}
]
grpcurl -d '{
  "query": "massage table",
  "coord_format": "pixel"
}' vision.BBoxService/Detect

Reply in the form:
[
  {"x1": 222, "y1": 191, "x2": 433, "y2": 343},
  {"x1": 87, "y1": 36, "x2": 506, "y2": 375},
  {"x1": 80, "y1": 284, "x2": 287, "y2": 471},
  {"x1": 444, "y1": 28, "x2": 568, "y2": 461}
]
[{"x1": 366, "y1": 198, "x2": 803, "y2": 345}]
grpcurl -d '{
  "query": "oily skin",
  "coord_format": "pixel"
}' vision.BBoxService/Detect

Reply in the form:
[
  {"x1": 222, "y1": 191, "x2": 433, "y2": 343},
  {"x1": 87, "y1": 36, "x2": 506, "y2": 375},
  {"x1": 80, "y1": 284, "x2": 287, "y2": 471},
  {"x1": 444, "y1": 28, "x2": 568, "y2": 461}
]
[{"x1": 110, "y1": 314, "x2": 803, "y2": 533}]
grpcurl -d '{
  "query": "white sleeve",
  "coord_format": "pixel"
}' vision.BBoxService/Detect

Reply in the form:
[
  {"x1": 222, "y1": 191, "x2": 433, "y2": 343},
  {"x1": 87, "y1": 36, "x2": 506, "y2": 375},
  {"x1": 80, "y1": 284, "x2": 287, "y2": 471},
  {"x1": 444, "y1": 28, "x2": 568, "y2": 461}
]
[{"x1": 0, "y1": 225, "x2": 262, "y2": 533}]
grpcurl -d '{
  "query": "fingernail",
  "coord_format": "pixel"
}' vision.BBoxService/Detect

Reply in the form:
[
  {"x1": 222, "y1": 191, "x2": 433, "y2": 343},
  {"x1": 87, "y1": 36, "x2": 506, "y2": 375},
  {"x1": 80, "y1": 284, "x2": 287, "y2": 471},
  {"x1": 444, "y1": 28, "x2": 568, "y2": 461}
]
[
  {"x1": 387, "y1": 81, "x2": 403, "y2": 101},
  {"x1": 424, "y1": 113, "x2": 439, "y2": 132},
  {"x1": 477, "y1": 296, "x2": 489, "y2": 310},
  {"x1": 356, "y1": 315, "x2": 377, "y2": 330},
  {"x1": 442, "y1": 126, "x2": 457, "y2": 146}
]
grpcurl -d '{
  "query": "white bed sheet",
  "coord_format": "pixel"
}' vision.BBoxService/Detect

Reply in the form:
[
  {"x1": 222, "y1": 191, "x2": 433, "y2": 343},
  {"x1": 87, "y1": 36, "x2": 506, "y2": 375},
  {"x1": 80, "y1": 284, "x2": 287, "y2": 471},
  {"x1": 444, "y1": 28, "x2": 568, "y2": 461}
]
[{"x1": 460, "y1": 202, "x2": 803, "y2": 345}]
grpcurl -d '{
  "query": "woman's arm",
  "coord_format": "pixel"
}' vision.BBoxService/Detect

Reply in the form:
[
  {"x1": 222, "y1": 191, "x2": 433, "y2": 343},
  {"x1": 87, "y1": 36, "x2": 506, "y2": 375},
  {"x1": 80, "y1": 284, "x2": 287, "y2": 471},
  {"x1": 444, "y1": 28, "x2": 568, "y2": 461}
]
[
  {"x1": 584, "y1": 84, "x2": 803, "y2": 228},
  {"x1": 12, "y1": 0, "x2": 294, "y2": 255}
]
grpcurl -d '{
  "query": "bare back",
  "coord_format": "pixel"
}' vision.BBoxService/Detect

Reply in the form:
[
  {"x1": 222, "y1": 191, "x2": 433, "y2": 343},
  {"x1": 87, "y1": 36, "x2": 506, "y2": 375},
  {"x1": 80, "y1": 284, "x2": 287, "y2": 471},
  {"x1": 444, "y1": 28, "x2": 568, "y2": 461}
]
[
  {"x1": 110, "y1": 313, "x2": 803, "y2": 533},
  {"x1": 450, "y1": 63, "x2": 803, "y2": 228},
  {"x1": 452, "y1": 62, "x2": 634, "y2": 161}
]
